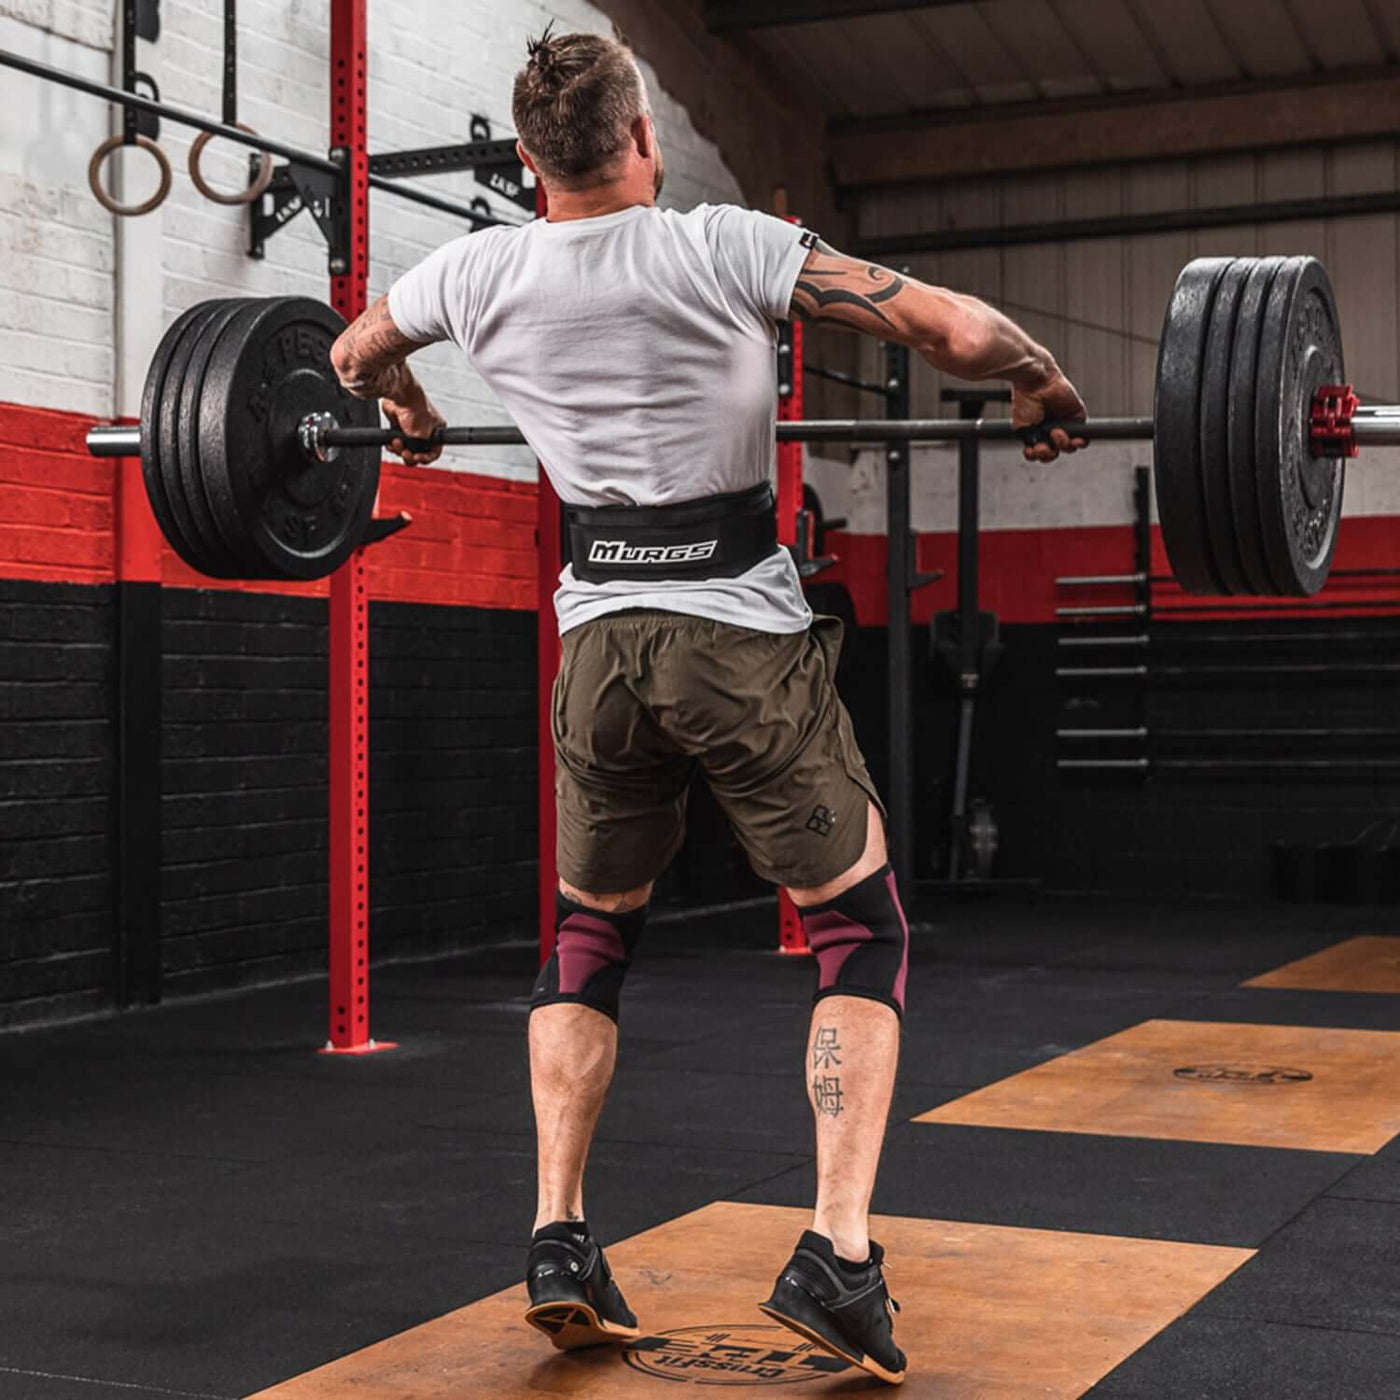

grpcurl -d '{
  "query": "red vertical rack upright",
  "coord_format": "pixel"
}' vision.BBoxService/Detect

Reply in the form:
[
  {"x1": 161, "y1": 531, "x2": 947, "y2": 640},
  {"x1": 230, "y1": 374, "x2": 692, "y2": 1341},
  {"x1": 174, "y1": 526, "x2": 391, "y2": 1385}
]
[
  {"x1": 323, "y1": 0, "x2": 391, "y2": 1053},
  {"x1": 535, "y1": 183, "x2": 559, "y2": 968},
  {"x1": 775, "y1": 231, "x2": 808, "y2": 956}
]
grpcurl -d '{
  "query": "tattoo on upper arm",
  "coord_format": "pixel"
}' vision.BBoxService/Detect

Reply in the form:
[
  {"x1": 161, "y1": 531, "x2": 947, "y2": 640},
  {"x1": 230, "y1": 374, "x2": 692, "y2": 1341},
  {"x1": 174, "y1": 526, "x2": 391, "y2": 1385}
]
[
  {"x1": 334, "y1": 295, "x2": 424, "y2": 399},
  {"x1": 791, "y1": 247, "x2": 907, "y2": 331}
]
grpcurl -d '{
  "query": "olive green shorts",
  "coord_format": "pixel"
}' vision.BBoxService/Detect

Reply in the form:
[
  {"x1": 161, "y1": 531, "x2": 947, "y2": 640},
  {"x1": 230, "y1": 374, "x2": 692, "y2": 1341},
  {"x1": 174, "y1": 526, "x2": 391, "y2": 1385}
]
[{"x1": 551, "y1": 610, "x2": 884, "y2": 894}]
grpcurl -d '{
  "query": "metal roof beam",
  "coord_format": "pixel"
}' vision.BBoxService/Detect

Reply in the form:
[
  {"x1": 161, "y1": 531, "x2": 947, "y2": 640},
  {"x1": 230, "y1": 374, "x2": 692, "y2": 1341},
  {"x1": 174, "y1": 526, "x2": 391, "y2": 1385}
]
[
  {"x1": 830, "y1": 65, "x2": 1400, "y2": 189},
  {"x1": 855, "y1": 189, "x2": 1400, "y2": 258}
]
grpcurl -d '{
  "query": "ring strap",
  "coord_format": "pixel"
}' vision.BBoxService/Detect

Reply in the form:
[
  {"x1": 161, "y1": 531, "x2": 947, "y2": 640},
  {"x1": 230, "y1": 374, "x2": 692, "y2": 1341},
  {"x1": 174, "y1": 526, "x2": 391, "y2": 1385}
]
[{"x1": 223, "y1": 0, "x2": 238, "y2": 125}]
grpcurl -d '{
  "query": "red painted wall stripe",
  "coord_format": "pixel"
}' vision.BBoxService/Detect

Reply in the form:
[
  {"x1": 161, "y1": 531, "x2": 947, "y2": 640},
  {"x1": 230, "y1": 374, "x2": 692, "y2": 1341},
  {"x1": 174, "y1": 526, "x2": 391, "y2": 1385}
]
[
  {"x1": 116, "y1": 428, "x2": 163, "y2": 584},
  {"x1": 823, "y1": 518, "x2": 1400, "y2": 627},
  {"x1": 0, "y1": 404, "x2": 115, "y2": 585},
  {"x1": 0, "y1": 401, "x2": 537, "y2": 609}
]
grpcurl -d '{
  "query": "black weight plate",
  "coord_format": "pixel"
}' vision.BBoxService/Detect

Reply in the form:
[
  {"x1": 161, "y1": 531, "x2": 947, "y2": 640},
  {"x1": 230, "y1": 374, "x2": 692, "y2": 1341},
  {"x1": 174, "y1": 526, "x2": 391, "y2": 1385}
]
[
  {"x1": 156, "y1": 300, "x2": 239, "y2": 577},
  {"x1": 1226, "y1": 256, "x2": 1289, "y2": 596},
  {"x1": 1255, "y1": 256, "x2": 1346, "y2": 597},
  {"x1": 193, "y1": 301, "x2": 276, "y2": 576},
  {"x1": 1154, "y1": 257, "x2": 1232, "y2": 594},
  {"x1": 156, "y1": 301, "x2": 226, "y2": 575},
  {"x1": 140, "y1": 302, "x2": 212, "y2": 565},
  {"x1": 178, "y1": 299, "x2": 263, "y2": 577},
  {"x1": 201, "y1": 297, "x2": 379, "y2": 580},
  {"x1": 1197, "y1": 257, "x2": 1254, "y2": 596}
]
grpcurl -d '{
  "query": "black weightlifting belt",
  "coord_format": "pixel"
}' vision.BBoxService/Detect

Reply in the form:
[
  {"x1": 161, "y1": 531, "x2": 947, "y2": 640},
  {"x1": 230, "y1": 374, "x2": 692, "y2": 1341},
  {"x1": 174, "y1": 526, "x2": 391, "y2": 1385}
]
[{"x1": 565, "y1": 482, "x2": 778, "y2": 585}]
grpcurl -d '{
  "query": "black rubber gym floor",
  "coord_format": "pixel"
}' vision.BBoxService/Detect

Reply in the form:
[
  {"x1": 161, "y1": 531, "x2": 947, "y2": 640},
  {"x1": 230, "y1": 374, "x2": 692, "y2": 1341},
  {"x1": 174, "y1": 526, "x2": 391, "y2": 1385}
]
[{"x1": 2, "y1": 897, "x2": 1398, "y2": 1397}]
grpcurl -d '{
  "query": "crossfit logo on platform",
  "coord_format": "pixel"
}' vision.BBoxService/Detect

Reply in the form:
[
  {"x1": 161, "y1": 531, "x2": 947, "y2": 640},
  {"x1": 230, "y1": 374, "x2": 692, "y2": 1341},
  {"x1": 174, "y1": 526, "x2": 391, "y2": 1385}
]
[
  {"x1": 588, "y1": 539, "x2": 718, "y2": 566},
  {"x1": 623, "y1": 1325, "x2": 845, "y2": 1385},
  {"x1": 1173, "y1": 1064, "x2": 1313, "y2": 1086}
]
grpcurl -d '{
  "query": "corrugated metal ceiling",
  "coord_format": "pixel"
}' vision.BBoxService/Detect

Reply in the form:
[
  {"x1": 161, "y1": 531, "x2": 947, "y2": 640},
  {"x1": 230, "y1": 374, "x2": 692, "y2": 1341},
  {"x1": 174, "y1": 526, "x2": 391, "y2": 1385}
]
[{"x1": 736, "y1": 0, "x2": 1400, "y2": 121}]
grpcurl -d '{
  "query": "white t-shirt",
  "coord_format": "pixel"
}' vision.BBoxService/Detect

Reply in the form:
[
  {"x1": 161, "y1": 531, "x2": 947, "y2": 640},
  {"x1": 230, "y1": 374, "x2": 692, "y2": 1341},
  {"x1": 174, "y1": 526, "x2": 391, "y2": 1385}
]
[{"x1": 387, "y1": 203, "x2": 814, "y2": 635}]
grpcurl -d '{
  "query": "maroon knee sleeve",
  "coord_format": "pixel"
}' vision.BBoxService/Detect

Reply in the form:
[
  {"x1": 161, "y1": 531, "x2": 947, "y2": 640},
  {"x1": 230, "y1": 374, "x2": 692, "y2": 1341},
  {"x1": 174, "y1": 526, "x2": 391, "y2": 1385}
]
[
  {"x1": 797, "y1": 864, "x2": 909, "y2": 1017},
  {"x1": 530, "y1": 893, "x2": 648, "y2": 1023}
]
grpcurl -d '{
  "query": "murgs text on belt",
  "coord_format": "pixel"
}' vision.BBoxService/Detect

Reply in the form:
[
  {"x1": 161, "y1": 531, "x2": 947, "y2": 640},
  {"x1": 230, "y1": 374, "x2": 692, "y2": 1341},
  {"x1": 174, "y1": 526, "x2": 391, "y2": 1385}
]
[{"x1": 565, "y1": 483, "x2": 778, "y2": 585}]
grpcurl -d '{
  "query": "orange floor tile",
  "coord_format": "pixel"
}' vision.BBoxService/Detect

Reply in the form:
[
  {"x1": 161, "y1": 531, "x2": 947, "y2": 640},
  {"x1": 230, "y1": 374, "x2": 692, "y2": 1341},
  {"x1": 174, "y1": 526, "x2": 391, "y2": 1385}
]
[
  {"x1": 248, "y1": 1201, "x2": 1251, "y2": 1398},
  {"x1": 916, "y1": 1018, "x2": 1400, "y2": 1152},
  {"x1": 1243, "y1": 935, "x2": 1400, "y2": 993}
]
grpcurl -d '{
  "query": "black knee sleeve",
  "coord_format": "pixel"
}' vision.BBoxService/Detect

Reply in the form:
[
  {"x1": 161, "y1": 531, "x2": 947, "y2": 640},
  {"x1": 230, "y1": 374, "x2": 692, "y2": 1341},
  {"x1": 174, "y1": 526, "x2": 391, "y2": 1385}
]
[
  {"x1": 530, "y1": 893, "x2": 648, "y2": 1023},
  {"x1": 797, "y1": 864, "x2": 909, "y2": 1017}
]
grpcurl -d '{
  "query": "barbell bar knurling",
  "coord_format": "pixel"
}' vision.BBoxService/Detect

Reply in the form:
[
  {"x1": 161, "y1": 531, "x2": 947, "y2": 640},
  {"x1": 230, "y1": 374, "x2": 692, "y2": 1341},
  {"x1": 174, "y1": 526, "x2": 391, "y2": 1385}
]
[
  {"x1": 92, "y1": 415, "x2": 1165, "y2": 457},
  {"x1": 328, "y1": 416, "x2": 1161, "y2": 452},
  {"x1": 87, "y1": 407, "x2": 1400, "y2": 460}
]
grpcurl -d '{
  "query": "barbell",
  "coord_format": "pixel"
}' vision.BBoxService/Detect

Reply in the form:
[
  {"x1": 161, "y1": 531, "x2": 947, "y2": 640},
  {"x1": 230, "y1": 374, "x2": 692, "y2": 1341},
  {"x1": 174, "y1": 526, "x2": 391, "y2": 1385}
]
[{"x1": 85, "y1": 254, "x2": 1400, "y2": 591}]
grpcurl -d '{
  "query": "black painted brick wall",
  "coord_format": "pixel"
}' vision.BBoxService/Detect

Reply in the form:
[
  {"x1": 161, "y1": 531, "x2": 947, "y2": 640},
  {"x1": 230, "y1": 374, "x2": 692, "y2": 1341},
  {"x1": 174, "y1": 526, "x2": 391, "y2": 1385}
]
[
  {"x1": 838, "y1": 617, "x2": 1400, "y2": 899},
  {"x1": 161, "y1": 591, "x2": 538, "y2": 1000},
  {"x1": 0, "y1": 580, "x2": 117, "y2": 1028},
  {"x1": 369, "y1": 604, "x2": 538, "y2": 955},
  {"x1": 1038, "y1": 619, "x2": 1400, "y2": 898},
  {"x1": 0, "y1": 574, "x2": 765, "y2": 1032},
  {"x1": 161, "y1": 591, "x2": 332, "y2": 997},
  {"x1": 23, "y1": 579, "x2": 1391, "y2": 1027}
]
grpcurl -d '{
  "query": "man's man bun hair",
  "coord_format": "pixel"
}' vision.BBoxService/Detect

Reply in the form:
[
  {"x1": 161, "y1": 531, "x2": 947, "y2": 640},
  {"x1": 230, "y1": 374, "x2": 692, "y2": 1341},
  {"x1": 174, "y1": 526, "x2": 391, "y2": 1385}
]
[
  {"x1": 513, "y1": 27, "x2": 648, "y2": 183},
  {"x1": 525, "y1": 23, "x2": 564, "y2": 90}
]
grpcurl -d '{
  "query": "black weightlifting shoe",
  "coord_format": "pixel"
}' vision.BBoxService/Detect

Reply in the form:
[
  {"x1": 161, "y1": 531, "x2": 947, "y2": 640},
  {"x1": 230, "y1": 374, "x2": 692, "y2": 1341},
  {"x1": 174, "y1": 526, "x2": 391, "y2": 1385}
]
[
  {"x1": 524, "y1": 1221, "x2": 640, "y2": 1350},
  {"x1": 759, "y1": 1230, "x2": 907, "y2": 1385}
]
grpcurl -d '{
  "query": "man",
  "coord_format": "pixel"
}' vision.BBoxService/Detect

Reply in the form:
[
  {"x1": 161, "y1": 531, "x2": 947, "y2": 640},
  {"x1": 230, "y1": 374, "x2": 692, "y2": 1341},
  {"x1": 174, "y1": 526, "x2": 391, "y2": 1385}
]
[{"x1": 331, "y1": 28, "x2": 1086, "y2": 1386}]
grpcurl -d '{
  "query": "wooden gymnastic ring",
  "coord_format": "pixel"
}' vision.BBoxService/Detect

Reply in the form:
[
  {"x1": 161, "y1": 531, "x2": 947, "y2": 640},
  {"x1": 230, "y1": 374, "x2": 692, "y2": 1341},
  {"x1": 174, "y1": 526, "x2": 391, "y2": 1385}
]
[
  {"x1": 87, "y1": 134, "x2": 173, "y2": 217},
  {"x1": 188, "y1": 124, "x2": 276, "y2": 206}
]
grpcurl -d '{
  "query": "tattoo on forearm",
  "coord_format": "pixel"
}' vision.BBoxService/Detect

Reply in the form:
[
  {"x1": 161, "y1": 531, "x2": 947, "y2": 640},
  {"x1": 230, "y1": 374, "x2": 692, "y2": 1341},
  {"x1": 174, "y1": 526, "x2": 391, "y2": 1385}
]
[
  {"x1": 791, "y1": 250, "x2": 906, "y2": 330},
  {"x1": 334, "y1": 295, "x2": 424, "y2": 400},
  {"x1": 354, "y1": 361, "x2": 417, "y2": 403},
  {"x1": 813, "y1": 1025, "x2": 842, "y2": 1070},
  {"x1": 812, "y1": 1074, "x2": 844, "y2": 1117}
]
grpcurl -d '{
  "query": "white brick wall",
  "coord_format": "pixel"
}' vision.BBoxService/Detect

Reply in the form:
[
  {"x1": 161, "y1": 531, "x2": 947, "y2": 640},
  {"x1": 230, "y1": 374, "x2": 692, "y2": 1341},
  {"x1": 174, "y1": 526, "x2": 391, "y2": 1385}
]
[
  {"x1": 1, "y1": 0, "x2": 745, "y2": 482},
  {"x1": 0, "y1": 0, "x2": 112, "y2": 50},
  {"x1": 0, "y1": 15, "x2": 116, "y2": 415}
]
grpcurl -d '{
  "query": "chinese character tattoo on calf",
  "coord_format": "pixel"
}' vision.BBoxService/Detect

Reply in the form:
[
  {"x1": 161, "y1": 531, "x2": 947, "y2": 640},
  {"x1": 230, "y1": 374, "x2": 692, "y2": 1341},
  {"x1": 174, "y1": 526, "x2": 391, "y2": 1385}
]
[
  {"x1": 812, "y1": 1075, "x2": 844, "y2": 1116},
  {"x1": 811, "y1": 1025, "x2": 844, "y2": 1116},
  {"x1": 813, "y1": 1025, "x2": 842, "y2": 1069}
]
